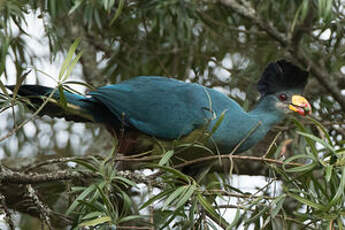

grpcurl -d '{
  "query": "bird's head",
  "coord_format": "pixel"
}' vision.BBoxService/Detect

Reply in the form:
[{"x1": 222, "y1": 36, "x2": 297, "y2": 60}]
[{"x1": 257, "y1": 60, "x2": 311, "y2": 116}]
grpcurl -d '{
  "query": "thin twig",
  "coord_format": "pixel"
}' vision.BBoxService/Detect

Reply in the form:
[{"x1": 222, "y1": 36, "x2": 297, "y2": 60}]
[
  {"x1": 116, "y1": 152, "x2": 303, "y2": 168},
  {"x1": 23, "y1": 156, "x2": 97, "y2": 172},
  {"x1": 173, "y1": 154, "x2": 303, "y2": 169},
  {"x1": 0, "y1": 168, "x2": 96, "y2": 185},
  {"x1": 263, "y1": 131, "x2": 281, "y2": 158},
  {"x1": 0, "y1": 192, "x2": 15, "y2": 230},
  {"x1": 205, "y1": 189, "x2": 276, "y2": 200},
  {"x1": 229, "y1": 121, "x2": 262, "y2": 155},
  {"x1": 26, "y1": 184, "x2": 53, "y2": 230}
]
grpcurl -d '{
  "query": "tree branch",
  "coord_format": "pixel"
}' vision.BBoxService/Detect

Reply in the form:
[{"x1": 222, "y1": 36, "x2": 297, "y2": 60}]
[
  {"x1": 294, "y1": 52, "x2": 345, "y2": 111},
  {"x1": 0, "y1": 168, "x2": 95, "y2": 185},
  {"x1": 219, "y1": 0, "x2": 288, "y2": 46},
  {"x1": 219, "y1": 0, "x2": 345, "y2": 112},
  {"x1": 26, "y1": 184, "x2": 53, "y2": 230},
  {"x1": 0, "y1": 192, "x2": 15, "y2": 230}
]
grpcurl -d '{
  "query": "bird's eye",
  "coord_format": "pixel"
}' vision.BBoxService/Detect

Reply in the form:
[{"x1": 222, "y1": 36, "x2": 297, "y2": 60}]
[{"x1": 279, "y1": 93, "x2": 288, "y2": 101}]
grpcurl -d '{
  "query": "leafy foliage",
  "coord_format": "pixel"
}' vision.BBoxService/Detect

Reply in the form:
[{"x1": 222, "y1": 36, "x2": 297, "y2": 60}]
[{"x1": 1, "y1": 0, "x2": 345, "y2": 229}]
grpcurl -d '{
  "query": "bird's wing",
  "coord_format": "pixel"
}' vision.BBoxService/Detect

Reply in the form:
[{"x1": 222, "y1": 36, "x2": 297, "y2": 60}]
[{"x1": 88, "y1": 76, "x2": 235, "y2": 139}]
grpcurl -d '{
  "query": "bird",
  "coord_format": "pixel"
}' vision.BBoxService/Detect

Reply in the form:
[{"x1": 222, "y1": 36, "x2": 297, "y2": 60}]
[{"x1": 6, "y1": 59, "x2": 311, "y2": 165}]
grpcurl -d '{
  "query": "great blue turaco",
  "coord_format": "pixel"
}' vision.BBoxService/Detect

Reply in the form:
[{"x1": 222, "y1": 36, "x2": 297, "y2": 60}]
[{"x1": 6, "y1": 59, "x2": 311, "y2": 168}]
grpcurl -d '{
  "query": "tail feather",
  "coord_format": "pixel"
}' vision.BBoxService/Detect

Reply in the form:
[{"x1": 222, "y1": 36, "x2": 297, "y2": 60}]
[
  {"x1": 6, "y1": 85, "x2": 55, "y2": 97},
  {"x1": 6, "y1": 85, "x2": 95, "y2": 122}
]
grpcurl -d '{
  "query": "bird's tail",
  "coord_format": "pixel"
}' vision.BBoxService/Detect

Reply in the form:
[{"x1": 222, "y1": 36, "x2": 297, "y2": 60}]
[{"x1": 6, "y1": 85, "x2": 96, "y2": 122}]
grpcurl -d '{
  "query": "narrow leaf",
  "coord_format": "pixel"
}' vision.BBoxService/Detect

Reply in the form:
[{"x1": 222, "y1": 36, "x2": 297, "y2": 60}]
[
  {"x1": 79, "y1": 216, "x2": 111, "y2": 227},
  {"x1": 63, "y1": 50, "x2": 83, "y2": 81},
  {"x1": 159, "y1": 150, "x2": 175, "y2": 166},
  {"x1": 210, "y1": 110, "x2": 227, "y2": 135},
  {"x1": 289, "y1": 193, "x2": 325, "y2": 210},
  {"x1": 82, "y1": 211, "x2": 104, "y2": 220},
  {"x1": 153, "y1": 165, "x2": 191, "y2": 183},
  {"x1": 59, "y1": 38, "x2": 81, "y2": 81},
  {"x1": 297, "y1": 131, "x2": 335, "y2": 154},
  {"x1": 58, "y1": 85, "x2": 67, "y2": 108},
  {"x1": 12, "y1": 70, "x2": 31, "y2": 99},
  {"x1": 118, "y1": 215, "x2": 144, "y2": 224},
  {"x1": 140, "y1": 189, "x2": 175, "y2": 210},
  {"x1": 162, "y1": 186, "x2": 186, "y2": 209},
  {"x1": 325, "y1": 165, "x2": 333, "y2": 182},
  {"x1": 271, "y1": 195, "x2": 286, "y2": 218},
  {"x1": 285, "y1": 162, "x2": 317, "y2": 173},
  {"x1": 175, "y1": 184, "x2": 196, "y2": 209},
  {"x1": 329, "y1": 166, "x2": 345, "y2": 206},
  {"x1": 227, "y1": 208, "x2": 241, "y2": 230},
  {"x1": 197, "y1": 193, "x2": 229, "y2": 227},
  {"x1": 113, "y1": 176, "x2": 136, "y2": 187},
  {"x1": 244, "y1": 206, "x2": 269, "y2": 224},
  {"x1": 110, "y1": 0, "x2": 124, "y2": 25},
  {"x1": 66, "y1": 184, "x2": 97, "y2": 215}
]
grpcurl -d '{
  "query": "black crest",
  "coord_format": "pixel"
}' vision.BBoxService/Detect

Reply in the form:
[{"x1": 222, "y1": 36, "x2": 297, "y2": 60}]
[{"x1": 257, "y1": 60, "x2": 308, "y2": 96}]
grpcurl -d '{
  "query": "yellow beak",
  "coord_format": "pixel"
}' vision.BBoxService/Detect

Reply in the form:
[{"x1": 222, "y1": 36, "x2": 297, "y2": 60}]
[{"x1": 288, "y1": 95, "x2": 312, "y2": 116}]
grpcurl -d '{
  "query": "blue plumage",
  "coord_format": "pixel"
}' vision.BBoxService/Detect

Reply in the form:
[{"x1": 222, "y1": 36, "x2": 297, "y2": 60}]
[
  {"x1": 90, "y1": 77, "x2": 238, "y2": 139},
  {"x1": 8, "y1": 60, "x2": 310, "y2": 154}
]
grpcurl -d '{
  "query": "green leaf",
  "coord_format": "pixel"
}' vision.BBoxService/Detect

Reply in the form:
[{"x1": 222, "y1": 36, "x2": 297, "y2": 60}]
[
  {"x1": 328, "y1": 166, "x2": 345, "y2": 207},
  {"x1": 307, "y1": 117, "x2": 332, "y2": 144},
  {"x1": 297, "y1": 131, "x2": 335, "y2": 154},
  {"x1": 96, "y1": 184, "x2": 115, "y2": 216},
  {"x1": 285, "y1": 153, "x2": 316, "y2": 164},
  {"x1": 285, "y1": 162, "x2": 317, "y2": 173},
  {"x1": 69, "y1": 0, "x2": 84, "y2": 15},
  {"x1": 162, "y1": 186, "x2": 186, "y2": 209},
  {"x1": 0, "y1": 35, "x2": 10, "y2": 76},
  {"x1": 175, "y1": 184, "x2": 196, "y2": 209},
  {"x1": 227, "y1": 208, "x2": 241, "y2": 230},
  {"x1": 77, "y1": 200, "x2": 107, "y2": 213},
  {"x1": 177, "y1": 143, "x2": 215, "y2": 155},
  {"x1": 337, "y1": 217, "x2": 344, "y2": 230},
  {"x1": 118, "y1": 190, "x2": 133, "y2": 214},
  {"x1": 197, "y1": 193, "x2": 229, "y2": 227},
  {"x1": 71, "y1": 159, "x2": 98, "y2": 172},
  {"x1": 210, "y1": 109, "x2": 227, "y2": 135},
  {"x1": 325, "y1": 165, "x2": 333, "y2": 182},
  {"x1": 63, "y1": 80, "x2": 97, "y2": 90},
  {"x1": 66, "y1": 184, "x2": 97, "y2": 215},
  {"x1": 58, "y1": 84, "x2": 67, "y2": 108},
  {"x1": 0, "y1": 80, "x2": 9, "y2": 98},
  {"x1": 11, "y1": 70, "x2": 31, "y2": 99},
  {"x1": 244, "y1": 206, "x2": 269, "y2": 224},
  {"x1": 82, "y1": 211, "x2": 104, "y2": 220},
  {"x1": 319, "y1": 0, "x2": 333, "y2": 20},
  {"x1": 292, "y1": 118, "x2": 318, "y2": 157},
  {"x1": 290, "y1": 3, "x2": 302, "y2": 33},
  {"x1": 58, "y1": 38, "x2": 81, "y2": 81},
  {"x1": 63, "y1": 50, "x2": 83, "y2": 81},
  {"x1": 300, "y1": 0, "x2": 309, "y2": 21},
  {"x1": 153, "y1": 164, "x2": 191, "y2": 183},
  {"x1": 113, "y1": 176, "x2": 136, "y2": 188},
  {"x1": 140, "y1": 188, "x2": 175, "y2": 210},
  {"x1": 271, "y1": 195, "x2": 286, "y2": 219},
  {"x1": 288, "y1": 193, "x2": 325, "y2": 210},
  {"x1": 79, "y1": 216, "x2": 111, "y2": 227},
  {"x1": 118, "y1": 215, "x2": 144, "y2": 224},
  {"x1": 110, "y1": 0, "x2": 124, "y2": 25},
  {"x1": 159, "y1": 150, "x2": 175, "y2": 166}
]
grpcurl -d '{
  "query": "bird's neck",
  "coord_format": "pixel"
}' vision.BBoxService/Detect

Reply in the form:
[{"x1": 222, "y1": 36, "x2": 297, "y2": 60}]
[{"x1": 248, "y1": 96, "x2": 284, "y2": 131}]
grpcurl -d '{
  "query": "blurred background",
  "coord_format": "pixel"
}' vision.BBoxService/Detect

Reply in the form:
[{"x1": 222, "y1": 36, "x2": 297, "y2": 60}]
[{"x1": 1, "y1": 0, "x2": 345, "y2": 229}]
